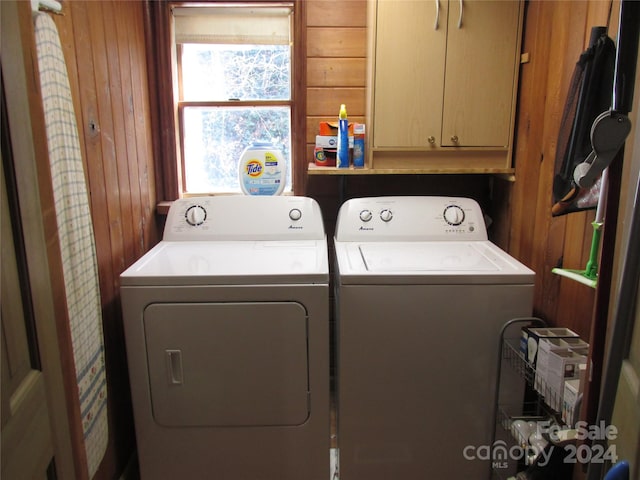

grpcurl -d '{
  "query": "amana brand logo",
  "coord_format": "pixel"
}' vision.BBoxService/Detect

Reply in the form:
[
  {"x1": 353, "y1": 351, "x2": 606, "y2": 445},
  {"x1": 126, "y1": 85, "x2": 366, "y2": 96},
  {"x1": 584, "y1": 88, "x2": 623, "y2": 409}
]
[
  {"x1": 246, "y1": 160, "x2": 263, "y2": 177},
  {"x1": 359, "y1": 226, "x2": 374, "y2": 231},
  {"x1": 288, "y1": 225, "x2": 303, "y2": 230}
]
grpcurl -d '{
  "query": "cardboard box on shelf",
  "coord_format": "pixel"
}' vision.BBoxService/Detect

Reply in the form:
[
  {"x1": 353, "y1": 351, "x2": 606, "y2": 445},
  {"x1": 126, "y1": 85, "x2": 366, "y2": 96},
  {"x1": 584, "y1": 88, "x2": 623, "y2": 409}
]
[
  {"x1": 562, "y1": 379, "x2": 581, "y2": 426},
  {"x1": 314, "y1": 136, "x2": 354, "y2": 167},
  {"x1": 535, "y1": 338, "x2": 566, "y2": 395},
  {"x1": 314, "y1": 147, "x2": 336, "y2": 167},
  {"x1": 316, "y1": 135, "x2": 353, "y2": 149},
  {"x1": 316, "y1": 135, "x2": 338, "y2": 149},
  {"x1": 546, "y1": 350, "x2": 587, "y2": 412},
  {"x1": 520, "y1": 327, "x2": 580, "y2": 367},
  {"x1": 319, "y1": 121, "x2": 354, "y2": 136},
  {"x1": 535, "y1": 337, "x2": 589, "y2": 395}
]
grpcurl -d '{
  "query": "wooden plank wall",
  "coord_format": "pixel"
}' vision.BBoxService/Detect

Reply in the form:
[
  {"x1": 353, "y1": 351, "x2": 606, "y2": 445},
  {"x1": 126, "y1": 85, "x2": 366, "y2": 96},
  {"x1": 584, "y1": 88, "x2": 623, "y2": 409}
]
[
  {"x1": 500, "y1": 6, "x2": 622, "y2": 470},
  {"x1": 305, "y1": 0, "x2": 368, "y2": 222},
  {"x1": 306, "y1": 1, "x2": 368, "y2": 154},
  {"x1": 50, "y1": 2, "x2": 159, "y2": 478},
  {"x1": 500, "y1": 0, "x2": 618, "y2": 341},
  {"x1": 20, "y1": 0, "x2": 625, "y2": 478}
]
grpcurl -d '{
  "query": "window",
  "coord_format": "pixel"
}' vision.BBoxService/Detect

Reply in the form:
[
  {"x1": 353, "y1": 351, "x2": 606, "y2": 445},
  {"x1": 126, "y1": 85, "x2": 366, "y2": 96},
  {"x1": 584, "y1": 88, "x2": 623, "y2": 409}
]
[{"x1": 170, "y1": 3, "x2": 297, "y2": 195}]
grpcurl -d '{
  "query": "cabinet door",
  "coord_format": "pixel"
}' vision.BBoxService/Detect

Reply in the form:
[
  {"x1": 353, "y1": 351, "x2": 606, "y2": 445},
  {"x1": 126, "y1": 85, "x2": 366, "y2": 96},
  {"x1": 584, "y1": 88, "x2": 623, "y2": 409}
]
[
  {"x1": 373, "y1": 0, "x2": 447, "y2": 148},
  {"x1": 442, "y1": 0, "x2": 521, "y2": 147}
]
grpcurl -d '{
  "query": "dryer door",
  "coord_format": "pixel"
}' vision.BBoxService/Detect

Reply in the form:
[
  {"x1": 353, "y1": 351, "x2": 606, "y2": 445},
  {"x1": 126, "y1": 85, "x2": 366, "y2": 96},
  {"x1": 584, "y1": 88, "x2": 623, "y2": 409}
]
[{"x1": 144, "y1": 302, "x2": 309, "y2": 427}]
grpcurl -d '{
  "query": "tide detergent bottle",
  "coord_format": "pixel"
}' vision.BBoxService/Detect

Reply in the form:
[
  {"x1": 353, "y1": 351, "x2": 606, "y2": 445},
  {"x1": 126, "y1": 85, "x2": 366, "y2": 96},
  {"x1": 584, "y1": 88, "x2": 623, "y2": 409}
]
[{"x1": 238, "y1": 142, "x2": 286, "y2": 195}]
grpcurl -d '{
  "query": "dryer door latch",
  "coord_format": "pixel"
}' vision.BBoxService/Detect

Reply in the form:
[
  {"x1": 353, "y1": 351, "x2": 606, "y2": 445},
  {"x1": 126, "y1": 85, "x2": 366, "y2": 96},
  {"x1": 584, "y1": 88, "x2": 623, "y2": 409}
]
[{"x1": 166, "y1": 349, "x2": 184, "y2": 385}]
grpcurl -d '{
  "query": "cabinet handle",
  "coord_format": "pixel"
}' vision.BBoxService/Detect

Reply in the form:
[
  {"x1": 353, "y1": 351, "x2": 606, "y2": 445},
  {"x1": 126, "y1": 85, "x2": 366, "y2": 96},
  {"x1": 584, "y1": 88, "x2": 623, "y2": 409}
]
[
  {"x1": 434, "y1": 0, "x2": 440, "y2": 30},
  {"x1": 451, "y1": 135, "x2": 459, "y2": 143},
  {"x1": 457, "y1": 0, "x2": 464, "y2": 28},
  {"x1": 428, "y1": 136, "x2": 436, "y2": 145}
]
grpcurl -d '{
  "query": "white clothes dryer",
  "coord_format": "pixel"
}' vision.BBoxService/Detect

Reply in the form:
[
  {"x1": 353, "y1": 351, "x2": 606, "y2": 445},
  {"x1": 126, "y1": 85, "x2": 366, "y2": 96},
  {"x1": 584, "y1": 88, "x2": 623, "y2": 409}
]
[
  {"x1": 121, "y1": 196, "x2": 329, "y2": 480},
  {"x1": 334, "y1": 196, "x2": 535, "y2": 479}
]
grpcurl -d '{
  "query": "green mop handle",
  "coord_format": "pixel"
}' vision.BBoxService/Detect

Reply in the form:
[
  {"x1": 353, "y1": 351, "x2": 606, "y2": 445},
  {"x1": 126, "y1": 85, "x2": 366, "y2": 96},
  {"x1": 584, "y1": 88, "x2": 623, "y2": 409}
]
[
  {"x1": 585, "y1": 221, "x2": 603, "y2": 279},
  {"x1": 585, "y1": 167, "x2": 609, "y2": 280}
]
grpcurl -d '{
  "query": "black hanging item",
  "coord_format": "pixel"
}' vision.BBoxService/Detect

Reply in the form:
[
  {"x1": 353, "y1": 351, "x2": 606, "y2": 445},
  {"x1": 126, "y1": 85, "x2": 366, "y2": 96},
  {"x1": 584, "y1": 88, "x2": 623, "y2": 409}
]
[{"x1": 551, "y1": 27, "x2": 616, "y2": 217}]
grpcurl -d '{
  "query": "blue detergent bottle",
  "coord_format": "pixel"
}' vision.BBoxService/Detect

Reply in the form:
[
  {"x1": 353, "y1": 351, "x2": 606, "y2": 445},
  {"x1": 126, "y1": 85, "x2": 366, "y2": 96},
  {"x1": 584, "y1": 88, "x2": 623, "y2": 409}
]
[{"x1": 337, "y1": 104, "x2": 349, "y2": 168}]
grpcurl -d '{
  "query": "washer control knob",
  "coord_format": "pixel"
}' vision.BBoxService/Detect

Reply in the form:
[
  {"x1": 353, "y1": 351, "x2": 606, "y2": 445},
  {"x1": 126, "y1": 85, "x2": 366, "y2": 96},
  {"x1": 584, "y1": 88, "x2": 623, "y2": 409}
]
[
  {"x1": 289, "y1": 208, "x2": 302, "y2": 221},
  {"x1": 185, "y1": 205, "x2": 207, "y2": 226},
  {"x1": 443, "y1": 205, "x2": 465, "y2": 226},
  {"x1": 380, "y1": 209, "x2": 393, "y2": 222},
  {"x1": 359, "y1": 209, "x2": 373, "y2": 222}
]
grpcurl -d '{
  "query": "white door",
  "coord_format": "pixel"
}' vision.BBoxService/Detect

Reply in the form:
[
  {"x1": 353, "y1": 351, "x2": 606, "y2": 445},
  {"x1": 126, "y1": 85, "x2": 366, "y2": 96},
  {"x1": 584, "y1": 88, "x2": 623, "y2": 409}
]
[
  {"x1": 1, "y1": 151, "x2": 56, "y2": 479},
  {"x1": 610, "y1": 312, "x2": 640, "y2": 478},
  {"x1": 609, "y1": 56, "x2": 640, "y2": 477}
]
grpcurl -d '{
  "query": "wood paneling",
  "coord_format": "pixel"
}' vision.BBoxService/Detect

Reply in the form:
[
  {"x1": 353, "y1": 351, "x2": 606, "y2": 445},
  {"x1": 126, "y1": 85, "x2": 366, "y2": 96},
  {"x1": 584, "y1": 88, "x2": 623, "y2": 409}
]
[
  {"x1": 306, "y1": 0, "x2": 367, "y2": 27},
  {"x1": 305, "y1": 0, "x2": 371, "y2": 205},
  {"x1": 505, "y1": 5, "x2": 623, "y2": 473},
  {"x1": 307, "y1": 57, "x2": 367, "y2": 87},
  {"x1": 305, "y1": 0, "x2": 368, "y2": 153},
  {"x1": 50, "y1": 2, "x2": 159, "y2": 478},
  {"x1": 11, "y1": 1, "x2": 627, "y2": 477},
  {"x1": 507, "y1": 0, "x2": 618, "y2": 337},
  {"x1": 307, "y1": 87, "x2": 367, "y2": 116},
  {"x1": 307, "y1": 28, "x2": 367, "y2": 57}
]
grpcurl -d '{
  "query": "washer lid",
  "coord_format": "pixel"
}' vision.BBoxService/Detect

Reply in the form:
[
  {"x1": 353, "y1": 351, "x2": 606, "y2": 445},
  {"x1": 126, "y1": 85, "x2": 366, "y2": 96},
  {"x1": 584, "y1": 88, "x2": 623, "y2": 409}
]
[
  {"x1": 120, "y1": 240, "x2": 329, "y2": 286},
  {"x1": 335, "y1": 241, "x2": 534, "y2": 284}
]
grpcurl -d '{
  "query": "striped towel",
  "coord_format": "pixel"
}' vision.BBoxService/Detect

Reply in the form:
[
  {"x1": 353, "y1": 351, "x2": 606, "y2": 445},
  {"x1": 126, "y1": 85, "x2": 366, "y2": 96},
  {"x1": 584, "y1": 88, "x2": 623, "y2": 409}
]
[{"x1": 34, "y1": 12, "x2": 108, "y2": 478}]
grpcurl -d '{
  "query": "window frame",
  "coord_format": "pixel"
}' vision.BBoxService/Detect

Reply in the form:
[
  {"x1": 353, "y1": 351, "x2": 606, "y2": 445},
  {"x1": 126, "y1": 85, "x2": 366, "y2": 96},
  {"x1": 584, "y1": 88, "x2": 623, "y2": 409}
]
[{"x1": 144, "y1": 0, "x2": 307, "y2": 201}]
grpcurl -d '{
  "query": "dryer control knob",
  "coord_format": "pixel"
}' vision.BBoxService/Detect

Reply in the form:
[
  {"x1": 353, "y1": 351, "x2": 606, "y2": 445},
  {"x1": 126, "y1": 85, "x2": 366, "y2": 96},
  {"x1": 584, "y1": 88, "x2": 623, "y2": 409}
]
[
  {"x1": 289, "y1": 208, "x2": 302, "y2": 221},
  {"x1": 359, "y1": 209, "x2": 373, "y2": 222},
  {"x1": 380, "y1": 209, "x2": 393, "y2": 222},
  {"x1": 185, "y1": 205, "x2": 207, "y2": 226},
  {"x1": 443, "y1": 205, "x2": 465, "y2": 226}
]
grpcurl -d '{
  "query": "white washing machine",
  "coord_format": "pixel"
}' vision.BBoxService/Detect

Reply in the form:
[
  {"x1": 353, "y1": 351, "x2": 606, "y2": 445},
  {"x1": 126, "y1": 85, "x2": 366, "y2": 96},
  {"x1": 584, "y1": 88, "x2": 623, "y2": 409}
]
[
  {"x1": 121, "y1": 196, "x2": 329, "y2": 480},
  {"x1": 334, "y1": 196, "x2": 535, "y2": 479}
]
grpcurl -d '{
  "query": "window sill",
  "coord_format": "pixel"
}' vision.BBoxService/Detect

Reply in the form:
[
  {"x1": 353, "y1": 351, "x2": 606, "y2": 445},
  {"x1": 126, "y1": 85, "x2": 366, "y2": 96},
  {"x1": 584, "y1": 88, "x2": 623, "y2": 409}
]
[{"x1": 157, "y1": 201, "x2": 173, "y2": 216}]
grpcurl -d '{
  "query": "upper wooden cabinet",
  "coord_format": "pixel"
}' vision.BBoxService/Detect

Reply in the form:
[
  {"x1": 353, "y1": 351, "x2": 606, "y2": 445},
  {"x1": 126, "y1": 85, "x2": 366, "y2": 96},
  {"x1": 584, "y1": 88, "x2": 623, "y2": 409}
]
[{"x1": 367, "y1": 0, "x2": 524, "y2": 172}]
